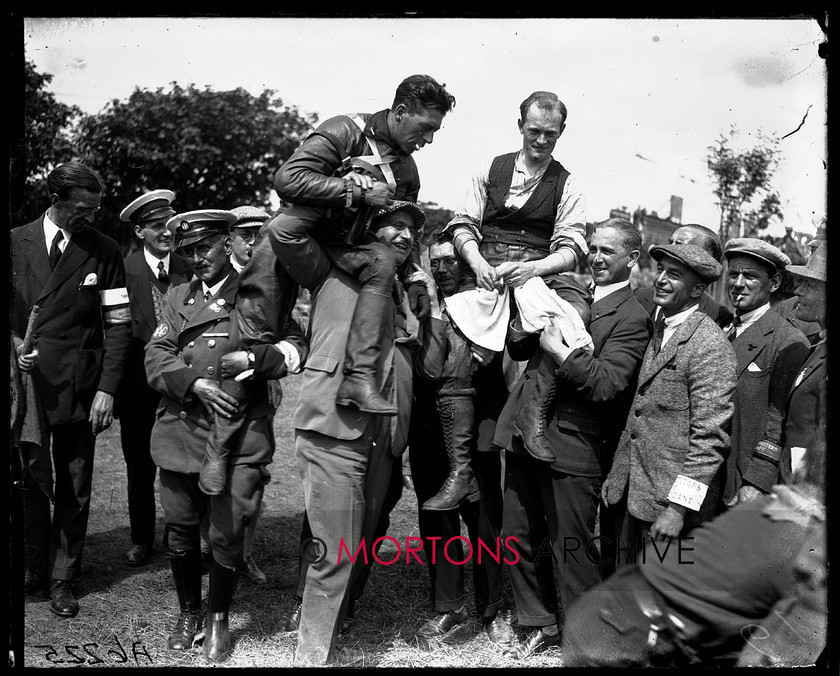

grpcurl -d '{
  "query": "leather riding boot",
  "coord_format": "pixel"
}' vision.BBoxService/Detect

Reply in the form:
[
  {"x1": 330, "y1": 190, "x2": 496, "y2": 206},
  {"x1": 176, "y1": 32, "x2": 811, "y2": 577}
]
[
  {"x1": 167, "y1": 549, "x2": 203, "y2": 650},
  {"x1": 199, "y1": 378, "x2": 250, "y2": 496},
  {"x1": 203, "y1": 560, "x2": 240, "y2": 663},
  {"x1": 422, "y1": 395, "x2": 480, "y2": 511},
  {"x1": 513, "y1": 353, "x2": 558, "y2": 462},
  {"x1": 335, "y1": 289, "x2": 397, "y2": 415}
]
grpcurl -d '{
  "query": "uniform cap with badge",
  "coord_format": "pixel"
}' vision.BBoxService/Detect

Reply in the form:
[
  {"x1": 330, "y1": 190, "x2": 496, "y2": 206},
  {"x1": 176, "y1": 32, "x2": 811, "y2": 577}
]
[
  {"x1": 648, "y1": 242, "x2": 723, "y2": 282},
  {"x1": 168, "y1": 210, "x2": 238, "y2": 249},
  {"x1": 119, "y1": 189, "x2": 177, "y2": 226},
  {"x1": 723, "y1": 237, "x2": 791, "y2": 272}
]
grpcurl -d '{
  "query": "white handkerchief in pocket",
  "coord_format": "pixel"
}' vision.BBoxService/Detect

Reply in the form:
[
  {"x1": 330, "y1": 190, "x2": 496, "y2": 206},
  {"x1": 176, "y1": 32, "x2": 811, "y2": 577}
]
[
  {"x1": 82, "y1": 272, "x2": 98, "y2": 286},
  {"x1": 747, "y1": 362, "x2": 762, "y2": 372}
]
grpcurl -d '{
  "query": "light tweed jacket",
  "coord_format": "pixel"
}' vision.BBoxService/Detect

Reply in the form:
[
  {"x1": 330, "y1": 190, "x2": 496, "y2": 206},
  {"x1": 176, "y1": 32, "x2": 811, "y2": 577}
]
[{"x1": 605, "y1": 309, "x2": 738, "y2": 526}]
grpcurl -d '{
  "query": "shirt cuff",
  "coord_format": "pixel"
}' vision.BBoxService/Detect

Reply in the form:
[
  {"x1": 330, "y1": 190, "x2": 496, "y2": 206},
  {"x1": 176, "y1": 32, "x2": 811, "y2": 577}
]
[
  {"x1": 275, "y1": 340, "x2": 302, "y2": 375},
  {"x1": 667, "y1": 474, "x2": 709, "y2": 511}
]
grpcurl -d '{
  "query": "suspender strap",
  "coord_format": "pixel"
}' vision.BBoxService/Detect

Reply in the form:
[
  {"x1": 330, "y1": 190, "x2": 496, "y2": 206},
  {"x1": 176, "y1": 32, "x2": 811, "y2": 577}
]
[{"x1": 348, "y1": 114, "x2": 396, "y2": 185}]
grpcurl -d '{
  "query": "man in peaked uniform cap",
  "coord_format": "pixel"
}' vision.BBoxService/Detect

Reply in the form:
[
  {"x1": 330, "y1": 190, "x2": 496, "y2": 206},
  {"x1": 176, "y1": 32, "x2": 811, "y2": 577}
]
[
  {"x1": 117, "y1": 189, "x2": 193, "y2": 567},
  {"x1": 228, "y1": 205, "x2": 271, "y2": 274},
  {"x1": 145, "y1": 209, "x2": 306, "y2": 663},
  {"x1": 603, "y1": 243, "x2": 737, "y2": 563},
  {"x1": 720, "y1": 238, "x2": 810, "y2": 508}
]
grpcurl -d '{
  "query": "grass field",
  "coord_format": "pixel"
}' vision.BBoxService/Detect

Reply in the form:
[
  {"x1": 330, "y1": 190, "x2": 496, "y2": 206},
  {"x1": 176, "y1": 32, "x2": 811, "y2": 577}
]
[{"x1": 20, "y1": 372, "x2": 565, "y2": 669}]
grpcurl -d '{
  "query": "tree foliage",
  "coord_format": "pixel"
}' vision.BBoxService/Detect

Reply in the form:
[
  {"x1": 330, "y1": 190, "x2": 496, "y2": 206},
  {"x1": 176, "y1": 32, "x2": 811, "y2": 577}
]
[
  {"x1": 12, "y1": 60, "x2": 82, "y2": 224},
  {"x1": 706, "y1": 125, "x2": 783, "y2": 243},
  {"x1": 72, "y1": 82, "x2": 318, "y2": 248}
]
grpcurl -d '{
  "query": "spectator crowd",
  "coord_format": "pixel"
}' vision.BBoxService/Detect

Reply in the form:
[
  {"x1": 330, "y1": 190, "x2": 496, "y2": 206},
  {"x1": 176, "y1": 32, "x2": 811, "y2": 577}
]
[{"x1": 10, "y1": 75, "x2": 827, "y2": 668}]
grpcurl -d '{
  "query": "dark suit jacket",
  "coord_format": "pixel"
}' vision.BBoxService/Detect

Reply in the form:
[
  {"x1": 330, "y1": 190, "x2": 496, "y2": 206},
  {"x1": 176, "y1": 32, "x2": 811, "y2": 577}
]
[
  {"x1": 635, "y1": 285, "x2": 733, "y2": 329},
  {"x1": 11, "y1": 216, "x2": 131, "y2": 425},
  {"x1": 779, "y1": 339, "x2": 827, "y2": 486},
  {"x1": 494, "y1": 285, "x2": 652, "y2": 477},
  {"x1": 118, "y1": 250, "x2": 192, "y2": 413},
  {"x1": 144, "y1": 271, "x2": 307, "y2": 473},
  {"x1": 726, "y1": 309, "x2": 810, "y2": 499}
]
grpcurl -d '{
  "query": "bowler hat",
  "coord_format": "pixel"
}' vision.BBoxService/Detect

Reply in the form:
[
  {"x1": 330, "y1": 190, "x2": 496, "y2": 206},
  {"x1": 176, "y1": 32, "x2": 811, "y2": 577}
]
[
  {"x1": 119, "y1": 189, "x2": 176, "y2": 224},
  {"x1": 786, "y1": 241, "x2": 827, "y2": 283},
  {"x1": 723, "y1": 237, "x2": 790, "y2": 271},
  {"x1": 649, "y1": 243, "x2": 723, "y2": 283},
  {"x1": 230, "y1": 205, "x2": 271, "y2": 229},
  {"x1": 371, "y1": 200, "x2": 426, "y2": 233},
  {"x1": 168, "y1": 209, "x2": 237, "y2": 248}
]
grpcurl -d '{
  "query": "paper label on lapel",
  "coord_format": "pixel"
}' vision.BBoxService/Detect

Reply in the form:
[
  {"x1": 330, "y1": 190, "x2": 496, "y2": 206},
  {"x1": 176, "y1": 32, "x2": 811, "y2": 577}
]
[
  {"x1": 82, "y1": 272, "x2": 98, "y2": 286},
  {"x1": 100, "y1": 287, "x2": 131, "y2": 325}
]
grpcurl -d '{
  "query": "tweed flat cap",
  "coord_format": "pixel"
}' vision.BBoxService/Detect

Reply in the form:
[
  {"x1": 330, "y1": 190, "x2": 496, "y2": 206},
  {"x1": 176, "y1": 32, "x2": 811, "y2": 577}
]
[
  {"x1": 371, "y1": 200, "x2": 426, "y2": 232},
  {"x1": 723, "y1": 237, "x2": 790, "y2": 271},
  {"x1": 230, "y1": 205, "x2": 271, "y2": 229},
  {"x1": 649, "y1": 243, "x2": 723, "y2": 282},
  {"x1": 119, "y1": 189, "x2": 176, "y2": 224},
  {"x1": 168, "y1": 209, "x2": 237, "y2": 248},
  {"x1": 787, "y1": 241, "x2": 827, "y2": 282}
]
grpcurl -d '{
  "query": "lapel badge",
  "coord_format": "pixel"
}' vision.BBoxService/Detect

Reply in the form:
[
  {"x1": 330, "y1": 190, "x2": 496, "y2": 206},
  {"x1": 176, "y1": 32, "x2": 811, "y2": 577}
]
[
  {"x1": 209, "y1": 302, "x2": 221, "y2": 313},
  {"x1": 217, "y1": 298, "x2": 226, "y2": 307},
  {"x1": 186, "y1": 297, "x2": 195, "y2": 305}
]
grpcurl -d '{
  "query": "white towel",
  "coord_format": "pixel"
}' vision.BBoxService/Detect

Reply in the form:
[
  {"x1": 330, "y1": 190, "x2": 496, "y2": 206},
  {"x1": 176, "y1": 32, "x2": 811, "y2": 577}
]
[
  {"x1": 514, "y1": 277, "x2": 593, "y2": 353},
  {"x1": 443, "y1": 286, "x2": 510, "y2": 352}
]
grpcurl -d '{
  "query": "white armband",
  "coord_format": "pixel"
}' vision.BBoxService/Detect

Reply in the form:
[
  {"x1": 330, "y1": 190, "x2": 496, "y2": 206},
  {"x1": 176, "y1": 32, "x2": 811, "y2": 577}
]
[
  {"x1": 274, "y1": 340, "x2": 302, "y2": 375},
  {"x1": 667, "y1": 474, "x2": 708, "y2": 512},
  {"x1": 100, "y1": 287, "x2": 131, "y2": 325}
]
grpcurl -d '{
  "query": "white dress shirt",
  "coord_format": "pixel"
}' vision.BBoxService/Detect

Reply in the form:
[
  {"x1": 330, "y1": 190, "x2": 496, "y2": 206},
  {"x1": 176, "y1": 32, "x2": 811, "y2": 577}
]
[
  {"x1": 592, "y1": 279, "x2": 631, "y2": 304},
  {"x1": 43, "y1": 213, "x2": 71, "y2": 255},
  {"x1": 661, "y1": 304, "x2": 700, "y2": 349},
  {"x1": 144, "y1": 248, "x2": 171, "y2": 276}
]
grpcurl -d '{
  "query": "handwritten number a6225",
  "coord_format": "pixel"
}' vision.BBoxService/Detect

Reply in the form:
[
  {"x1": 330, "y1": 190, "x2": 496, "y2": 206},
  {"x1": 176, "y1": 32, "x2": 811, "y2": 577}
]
[
  {"x1": 33, "y1": 645, "x2": 63, "y2": 664},
  {"x1": 83, "y1": 643, "x2": 104, "y2": 664}
]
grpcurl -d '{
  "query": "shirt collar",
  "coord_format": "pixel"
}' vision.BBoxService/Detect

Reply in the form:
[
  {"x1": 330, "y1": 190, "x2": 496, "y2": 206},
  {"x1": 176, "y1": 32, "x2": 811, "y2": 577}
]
[
  {"x1": 144, "y1": 247, "x2": 170, "y2": 274},
  {"x1": 513, "y1": 150, "x2": 552, "y2": 179},
  {"x1": 593, "y1": 280, "x2": 630, "y2": 303},
  {"x1": 734, "y1": 301, "x2": 771, "y2": 327},
  {"x1": 230, "y1": 255, "x2": 245, "y2": 273},
  {"x1": 202, "y1": 275, "x2": 229, "y2": 299},
  {"x1": 662, "y1": 303, "x2": 699, "y2": 329},
  {"x1": 43, "y1": 213, "x2": 72, "y2": 250}
]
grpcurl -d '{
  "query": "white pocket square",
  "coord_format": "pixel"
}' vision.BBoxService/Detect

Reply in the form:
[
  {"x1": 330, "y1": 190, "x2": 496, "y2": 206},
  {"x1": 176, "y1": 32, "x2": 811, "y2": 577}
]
[
  {"x1": 82, "y1": 273, "x2": 98, "y2": 286},
  {"x1": 747, "y1": 362, "x2": 762, "y2": 372}
]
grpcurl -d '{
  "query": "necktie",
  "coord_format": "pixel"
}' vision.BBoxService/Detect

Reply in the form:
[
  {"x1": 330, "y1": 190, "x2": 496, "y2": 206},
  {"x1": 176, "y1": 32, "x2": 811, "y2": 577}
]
[
  {"x1": 203, "y1": 290, "x2": 211, "y2": 302},
  {"x1": 727, "y1": 315, "x2": 742, "y2": 342},
  {"x1": 157, "y1": 260, "x2": 169, "y2": 284},
  {"x1": 651, "y1": 315, "x2": 666, "y2": 355},
  {"x1": 49, "y1": 231, "x2": 65, "y2": 270}
]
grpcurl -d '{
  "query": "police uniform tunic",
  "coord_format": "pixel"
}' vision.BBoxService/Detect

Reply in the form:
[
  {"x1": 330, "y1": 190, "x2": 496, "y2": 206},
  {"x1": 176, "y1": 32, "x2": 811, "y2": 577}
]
[{"x1": 144, "y1": 272, "x2": 275, "y2": 564}]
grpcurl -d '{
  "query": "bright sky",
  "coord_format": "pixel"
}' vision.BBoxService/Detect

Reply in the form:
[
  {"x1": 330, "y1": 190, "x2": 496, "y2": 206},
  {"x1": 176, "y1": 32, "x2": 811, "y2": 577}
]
[{"x1": 23, "y1": 16, "x2": 827, "y2": 238}]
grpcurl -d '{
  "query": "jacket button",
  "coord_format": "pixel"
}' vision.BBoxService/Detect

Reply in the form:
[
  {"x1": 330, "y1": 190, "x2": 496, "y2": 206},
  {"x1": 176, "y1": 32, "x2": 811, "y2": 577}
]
[
  {"x1": 64, "y1": 305, "x2": 70, "y2": 311},
  {"x1": 630, "y1": 433, "x2": 637, "y2": 440},
  {"x1": 133, "y1": 319, "x2": 139, "y2": 324},
  {"x1": 207, "y1": 366, "x2": 215, "y2": 375},
  {"x1": 60, "y1": 333, "x2": 67, "y2": 340},
  {"x1": 208, "y1": 340, "x2": 216, "y2": 348},
  {"x1": 179, "y1": 411, "x2": 187, "y2": 419},
  {"x1": 635, "y1": 410, "x2": 641, "y2": 417},
  {"x1": 188, "y1": 341, "x2": 195, "y2": 348}
]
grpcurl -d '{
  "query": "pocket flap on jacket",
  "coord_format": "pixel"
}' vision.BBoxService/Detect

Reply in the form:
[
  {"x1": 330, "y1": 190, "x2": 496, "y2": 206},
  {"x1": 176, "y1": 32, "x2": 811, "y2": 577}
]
[{"x1": 304, "y1": 354, "x2": 339, "y2": 374}]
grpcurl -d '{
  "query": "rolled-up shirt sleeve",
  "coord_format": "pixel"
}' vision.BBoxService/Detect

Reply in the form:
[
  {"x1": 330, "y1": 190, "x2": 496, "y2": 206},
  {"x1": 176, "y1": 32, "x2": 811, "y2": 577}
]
[
  {"x1": 550, "y1": 173, "x2": 587, "y2": 257},
  {"x1": 446, "y1": 158, "x2": 493, "y2": 251}
]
